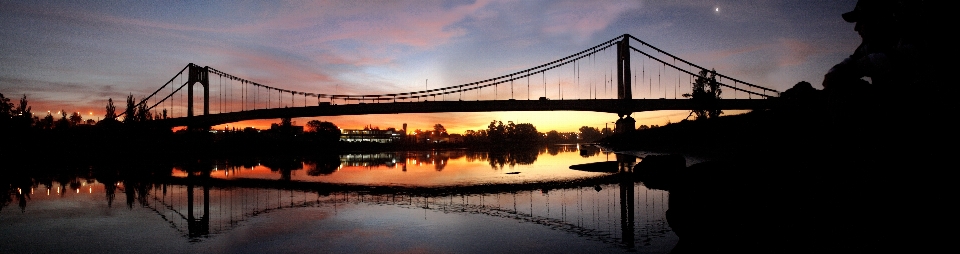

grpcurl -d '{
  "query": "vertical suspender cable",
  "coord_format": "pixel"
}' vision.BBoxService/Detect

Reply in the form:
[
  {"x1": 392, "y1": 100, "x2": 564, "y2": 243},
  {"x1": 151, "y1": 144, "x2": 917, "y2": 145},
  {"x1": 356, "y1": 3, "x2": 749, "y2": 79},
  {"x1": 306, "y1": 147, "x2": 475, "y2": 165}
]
[
  {"x1": 180, "y1": 72, "x2": 183, "y2": 117},
  {"x1": 219, "y1": 75, "x2": 223, "y2": 114}
]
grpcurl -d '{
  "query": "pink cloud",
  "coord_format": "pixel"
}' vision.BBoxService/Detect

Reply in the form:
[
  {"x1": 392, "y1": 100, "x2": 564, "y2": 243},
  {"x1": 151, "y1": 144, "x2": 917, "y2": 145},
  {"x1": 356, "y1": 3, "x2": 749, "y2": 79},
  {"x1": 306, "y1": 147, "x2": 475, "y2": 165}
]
[
  {"x1": 775, "y1": 38, "x2": 824, "y2": 67},
  {"x1": 287, "y1": 1, "x2": 491, "y2": 48},
  {"x1": 541, "y1": 1, "x2": 642, "y2": 41},
  {"x1": 681, "y1": 38, "x2": 827, "y2": 71}
]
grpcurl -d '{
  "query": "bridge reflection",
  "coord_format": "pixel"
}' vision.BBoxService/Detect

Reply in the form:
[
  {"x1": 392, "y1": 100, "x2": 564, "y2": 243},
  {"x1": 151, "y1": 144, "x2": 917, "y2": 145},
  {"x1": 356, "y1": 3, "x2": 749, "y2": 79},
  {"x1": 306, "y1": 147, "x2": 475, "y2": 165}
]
[
  {"x1": 139, "y1": 174, "x2": 671, "y2": 249},
  {"x1": 4, "y1": 172, "x2": 673, "y2": 250},
  {"x1": 3, "y1": 147, "x2": 678, "y2": 250}
]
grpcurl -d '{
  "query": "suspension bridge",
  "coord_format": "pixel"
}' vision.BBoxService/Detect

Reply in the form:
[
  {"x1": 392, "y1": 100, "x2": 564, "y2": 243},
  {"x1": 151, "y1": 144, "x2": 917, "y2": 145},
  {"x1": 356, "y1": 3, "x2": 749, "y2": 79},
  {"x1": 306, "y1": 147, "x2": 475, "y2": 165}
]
[{"x1": 124, "y1": 34, "x2": 780, "y2": 129}]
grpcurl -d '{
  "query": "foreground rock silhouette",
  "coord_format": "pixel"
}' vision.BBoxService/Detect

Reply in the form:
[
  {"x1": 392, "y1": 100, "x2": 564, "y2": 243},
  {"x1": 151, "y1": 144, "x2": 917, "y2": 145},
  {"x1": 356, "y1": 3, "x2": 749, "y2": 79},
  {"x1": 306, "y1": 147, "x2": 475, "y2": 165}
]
[{"x1": 628, "y1": 99, "x2": 954, "y2": 253}]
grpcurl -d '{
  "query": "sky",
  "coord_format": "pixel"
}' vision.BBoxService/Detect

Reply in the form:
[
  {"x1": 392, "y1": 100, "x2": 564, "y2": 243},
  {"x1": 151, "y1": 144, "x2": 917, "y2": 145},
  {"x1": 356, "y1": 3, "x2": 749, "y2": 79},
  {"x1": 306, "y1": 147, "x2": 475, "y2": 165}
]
[{"x1": 0, "y1": 0, "x2": 861, "y2": 133}]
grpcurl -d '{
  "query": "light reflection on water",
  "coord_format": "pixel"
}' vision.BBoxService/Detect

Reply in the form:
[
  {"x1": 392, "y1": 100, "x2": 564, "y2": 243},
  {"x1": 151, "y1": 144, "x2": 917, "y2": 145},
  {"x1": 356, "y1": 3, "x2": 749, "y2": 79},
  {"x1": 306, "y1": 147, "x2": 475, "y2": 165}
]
[
  {"x1": 1, "y1": 146, "x2": 678, "y2": 253},
  {"x1": 179, "y1": 145, "x2": 621, "y2": 186}
]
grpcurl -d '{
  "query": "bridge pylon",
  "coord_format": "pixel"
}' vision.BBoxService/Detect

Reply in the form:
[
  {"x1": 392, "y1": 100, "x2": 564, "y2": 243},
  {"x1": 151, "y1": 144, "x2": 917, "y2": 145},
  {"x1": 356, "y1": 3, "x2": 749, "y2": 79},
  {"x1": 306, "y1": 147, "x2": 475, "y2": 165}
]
[
  {"x1": 186, "y1": 63, "x2": 210, "y2": 130},
  {"x1": 617, "y1": 34, "x2": 631, "y2": 101},
  {"x1": 616, "y1": 34, "x2": 634, "y2": 133}
]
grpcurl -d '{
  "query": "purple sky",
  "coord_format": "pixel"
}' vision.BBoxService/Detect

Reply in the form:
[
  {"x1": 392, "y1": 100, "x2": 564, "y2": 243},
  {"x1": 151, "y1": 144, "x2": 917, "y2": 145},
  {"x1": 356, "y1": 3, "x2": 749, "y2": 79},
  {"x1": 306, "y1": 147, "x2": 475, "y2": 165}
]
[{"x1": 0, "y1": 0, "x2": 859, "y2": 133}]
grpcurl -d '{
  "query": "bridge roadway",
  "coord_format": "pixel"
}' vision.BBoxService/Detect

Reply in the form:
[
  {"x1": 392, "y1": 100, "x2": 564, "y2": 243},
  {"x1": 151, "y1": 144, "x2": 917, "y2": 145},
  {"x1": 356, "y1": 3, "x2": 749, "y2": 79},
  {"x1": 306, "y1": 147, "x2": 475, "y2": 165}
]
[{"x1": 156, "y1": 98, "x2": 779, "y2": 127}]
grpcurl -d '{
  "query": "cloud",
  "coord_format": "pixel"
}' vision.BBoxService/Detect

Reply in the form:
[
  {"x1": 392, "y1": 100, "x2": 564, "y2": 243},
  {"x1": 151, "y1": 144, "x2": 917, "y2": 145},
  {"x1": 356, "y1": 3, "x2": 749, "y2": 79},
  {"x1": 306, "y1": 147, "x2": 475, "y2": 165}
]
[
  {"x1": 672, "y1": 37, "x2": 830, "y2": 87},
  {"x1": 0, "y1": 76, "x2": 117, "y2": 115},
  {"x1": 540, "y1": 1, "x2": 642, "y2": 41},
  {"x1": 775, "y1": 38, "x2": 824, "y2": 67},
  {"x1": 256, "y1": 0, "x2": 494, "y2": 70}
]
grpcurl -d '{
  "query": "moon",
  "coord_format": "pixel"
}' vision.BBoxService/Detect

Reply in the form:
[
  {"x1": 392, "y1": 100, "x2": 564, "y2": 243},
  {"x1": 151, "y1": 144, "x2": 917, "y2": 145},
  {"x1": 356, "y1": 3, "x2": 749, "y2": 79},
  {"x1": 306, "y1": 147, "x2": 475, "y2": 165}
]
[{"x1": 715, "y1": 7, "x2": 719, "y2": 12}]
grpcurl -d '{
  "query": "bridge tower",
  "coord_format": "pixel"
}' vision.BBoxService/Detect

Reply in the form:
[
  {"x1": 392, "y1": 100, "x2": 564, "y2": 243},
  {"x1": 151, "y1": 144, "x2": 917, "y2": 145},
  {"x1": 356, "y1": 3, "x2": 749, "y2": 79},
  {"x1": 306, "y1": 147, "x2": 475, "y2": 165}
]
[
  {"x1": 615, "y1": 34, "x2": 635, "y2": 133},
  {"x1": 186, "y1": 63, "x2": 209, "y2": 128}
]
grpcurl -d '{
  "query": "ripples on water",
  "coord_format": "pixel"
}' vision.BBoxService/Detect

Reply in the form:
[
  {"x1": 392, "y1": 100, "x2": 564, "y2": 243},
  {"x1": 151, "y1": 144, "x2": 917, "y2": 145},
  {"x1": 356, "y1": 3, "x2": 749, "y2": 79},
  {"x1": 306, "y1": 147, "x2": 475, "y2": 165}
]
[{"x1": 1, "y1": 145, "x2": 677, "y2": 253}]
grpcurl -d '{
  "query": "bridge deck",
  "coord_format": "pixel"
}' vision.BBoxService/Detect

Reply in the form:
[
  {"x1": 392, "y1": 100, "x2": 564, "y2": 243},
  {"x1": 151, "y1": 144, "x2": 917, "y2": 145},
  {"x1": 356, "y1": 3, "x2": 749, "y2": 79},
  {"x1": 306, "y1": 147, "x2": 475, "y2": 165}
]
[{"x1": 155, "y1": 99, "x2": 778, "y2": 127}]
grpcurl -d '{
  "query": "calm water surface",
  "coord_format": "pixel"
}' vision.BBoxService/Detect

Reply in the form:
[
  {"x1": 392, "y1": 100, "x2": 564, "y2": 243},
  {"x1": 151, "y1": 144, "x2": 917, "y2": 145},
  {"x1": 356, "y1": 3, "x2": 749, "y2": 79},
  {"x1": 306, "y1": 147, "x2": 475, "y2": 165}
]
[{"x1": 1, "y1": 145, "x2": 678, "y2": 253}]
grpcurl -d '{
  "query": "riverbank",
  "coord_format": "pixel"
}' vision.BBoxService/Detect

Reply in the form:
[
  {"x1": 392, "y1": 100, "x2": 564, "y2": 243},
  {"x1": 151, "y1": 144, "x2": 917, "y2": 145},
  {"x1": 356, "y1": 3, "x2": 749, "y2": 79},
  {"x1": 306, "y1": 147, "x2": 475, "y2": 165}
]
[{"x1": 603, "y1": 93, "x2": 955, "y2": 252}]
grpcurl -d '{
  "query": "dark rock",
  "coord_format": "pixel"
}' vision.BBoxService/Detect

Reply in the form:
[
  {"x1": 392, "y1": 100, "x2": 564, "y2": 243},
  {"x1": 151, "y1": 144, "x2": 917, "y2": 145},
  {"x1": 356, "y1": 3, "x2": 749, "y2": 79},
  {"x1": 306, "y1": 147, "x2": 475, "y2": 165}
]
[{"x1": 632, "y1": 154, "x2": 685, "y2": 190}]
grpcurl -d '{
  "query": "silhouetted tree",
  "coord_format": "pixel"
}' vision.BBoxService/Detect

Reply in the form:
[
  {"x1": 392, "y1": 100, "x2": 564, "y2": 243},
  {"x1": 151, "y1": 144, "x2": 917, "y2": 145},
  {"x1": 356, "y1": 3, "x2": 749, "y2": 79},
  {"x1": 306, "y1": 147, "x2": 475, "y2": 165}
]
[
  {"x1": 98, "y1": 98, "x2": 119, "y2": 127},
  {"x1": 37, "y1": 113, "x2": 54, "y2": 130},
  {"x1": 0, "y1": 93, "x2": 11, "y2": 128},
  {"x1": 429, "y1": 123, "x2": 446, "y2": 141},
  {"x1": 55, "y1": 110, "x2": 70, "y2": 129},
  {"x1": 683, "y1": 68, "x2": 722, "y2": 120},
  {"x1": 11, "y1": 94, "x2": 33, "y2": 128},
  {"x1": 579, "y1": 126, "x2": 602, "y2": 142},
  {"x1": 104, "y1": 98, "x2": 117, "y2": 120},
  {"x1": 134, "y1": 102, "x2": 152, "y2": 122},
  {"x1": 463, "y1": 129, "x2": 487, "y2": 143},
  {"x1": 269, "y1": 117, "x2": 296, "y2": 134},
  {"x1": 306, "y1": 120, "x2": 339, "y2": 143},
  {"x1": 487, "y1": 120, "x2": 506, "y2": 143},
  {"x1": 433, "y1": 124, "x2": 447, "y2": 135},
  {"x1": 545, "y1": 130, "x2": 561, "y2": 143},
  {"x1": 506, "y1": 122, "x2": 540, "y2": 143},
  {"x1": 123, "y1": 95, "x2": 135, "y2": 124},
  {"x1": 69, "y1": 112, "x2": 83, "y2": 125}
]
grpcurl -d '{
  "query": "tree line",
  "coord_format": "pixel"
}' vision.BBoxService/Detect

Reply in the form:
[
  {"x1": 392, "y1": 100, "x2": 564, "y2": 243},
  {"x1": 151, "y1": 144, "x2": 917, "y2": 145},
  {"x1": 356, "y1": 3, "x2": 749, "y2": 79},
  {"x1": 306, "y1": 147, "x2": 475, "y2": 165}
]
[{"x1": 0, "y1": 93, "x2": 163, "y2": 131}]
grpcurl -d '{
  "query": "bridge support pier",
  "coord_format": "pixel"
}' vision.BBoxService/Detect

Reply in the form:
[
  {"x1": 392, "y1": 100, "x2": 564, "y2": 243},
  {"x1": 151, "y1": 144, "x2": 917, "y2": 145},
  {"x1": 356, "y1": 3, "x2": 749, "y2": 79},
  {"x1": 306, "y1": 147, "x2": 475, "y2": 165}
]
[
  {"x1": 187, "y1": 63, "x2": 210, "y2": 130},
  {"x1": 615, "y1": 114, "x2": 636, "y2": 134}
]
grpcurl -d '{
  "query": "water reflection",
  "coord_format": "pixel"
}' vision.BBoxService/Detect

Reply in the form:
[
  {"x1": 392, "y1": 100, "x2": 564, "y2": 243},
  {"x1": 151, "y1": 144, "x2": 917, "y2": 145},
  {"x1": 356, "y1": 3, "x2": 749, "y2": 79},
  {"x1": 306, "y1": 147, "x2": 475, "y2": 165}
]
[
  {"x1": 178, "y1": 145, "x2": 616, "y2": 186},
  {"x1": 331, "y1": 149, "x2": 544, "y2": 172},
  {"x1": 303, "y1": 153, "x2": 341, "y2": 176},
  {"x1": 2, "y1": 177, "x2": 673, "y2": 251},
  {"x1": 1, "y1": 147, "x2": 678, "y2": 252},
  {"x1": 579, "y1": 144, "x2": 602, "y2": 157}
]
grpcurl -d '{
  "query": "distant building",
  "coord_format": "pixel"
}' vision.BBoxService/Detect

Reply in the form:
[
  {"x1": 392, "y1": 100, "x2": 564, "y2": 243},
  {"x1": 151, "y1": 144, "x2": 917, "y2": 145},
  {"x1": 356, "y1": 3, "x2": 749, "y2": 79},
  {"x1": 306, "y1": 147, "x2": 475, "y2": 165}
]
[
  {"x1": 340, "y1": 128, "x2": 404, "y2": 143},
  {"x1": 447, "y1": 134, "x2": 464, "y2": 143},
  {"x1": 270, "y1": 123, "x2": 303, "y2": 134}
]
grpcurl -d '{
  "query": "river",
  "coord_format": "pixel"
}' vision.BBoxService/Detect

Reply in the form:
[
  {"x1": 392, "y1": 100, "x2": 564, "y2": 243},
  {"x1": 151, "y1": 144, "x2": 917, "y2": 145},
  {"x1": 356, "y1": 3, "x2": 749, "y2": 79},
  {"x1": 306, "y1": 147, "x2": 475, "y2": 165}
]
[{"x1": 1, "y1": 144, "x2": 678, "y2": 253}]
